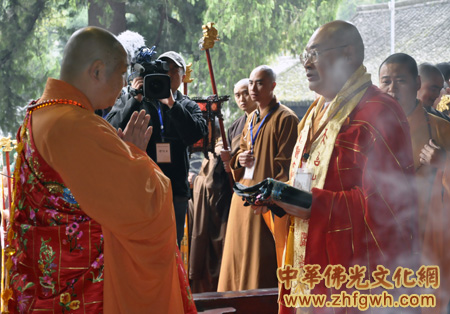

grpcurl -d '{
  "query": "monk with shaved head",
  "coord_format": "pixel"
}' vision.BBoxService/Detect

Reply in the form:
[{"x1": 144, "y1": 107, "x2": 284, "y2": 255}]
[
  {"x1": 4, "y1": 27, "x2": 194, "y2": 313},
  {"x1": 217, "y1": 64, "x2": 299, "y2": 292},
  {"x1": 250, "y1": 21, "x2": 419, "y2": 313}
]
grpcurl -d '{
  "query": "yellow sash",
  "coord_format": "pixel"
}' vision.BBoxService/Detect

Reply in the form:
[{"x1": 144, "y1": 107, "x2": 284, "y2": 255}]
[{"x1": 284, "y1": 65, "x2": 372, "y2": 294}]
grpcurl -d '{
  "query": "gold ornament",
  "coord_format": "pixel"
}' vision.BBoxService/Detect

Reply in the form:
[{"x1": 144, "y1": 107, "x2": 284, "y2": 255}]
[
  {"x1": 183, "y1": 63, "x2": 194, "y2": 84},
  {"x1": 0, "y1": 138, "x2": 17, "y2": 153},
  {"x1": 436, "y1": 94, "x2": 450, "y2": 114},
  {"x1": 199, "y1": 22, "x2": 220, "y2": 50}
]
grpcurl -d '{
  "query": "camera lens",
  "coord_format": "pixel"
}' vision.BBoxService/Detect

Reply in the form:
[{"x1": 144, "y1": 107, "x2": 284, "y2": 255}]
[{"x1": 143, "y1": 74, "x2": 171, "y2": 99}]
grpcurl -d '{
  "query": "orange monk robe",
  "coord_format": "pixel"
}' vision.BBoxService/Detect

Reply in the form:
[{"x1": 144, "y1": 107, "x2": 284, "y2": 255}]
[
  {"x1": 407, "y1": 102, "x2": 450, "y2": 313},
  {"x1": 33, "y1": 78, "x2": 184, "y2": 313},
  {"x1": 218, "y1": 99, "x2": 299, "y2": 291}
]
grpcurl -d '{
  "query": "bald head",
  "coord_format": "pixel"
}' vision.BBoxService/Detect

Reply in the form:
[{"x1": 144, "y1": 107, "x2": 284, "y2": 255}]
[
  {"x1": 61, "y1": 27, "x2": 126, "y2": 83},
  {"x1": 418, "y1": 63, "x2": 444, "y2": 82},
  {"x1": 234, "y1": 78, "x2": 257, "y2": 114},
  {"x1": 59, "y1": 27, "x2": 128, "y2": 110},
  {"x1": 250, "y1": 65, "x2": 276, "y2": 83},
  {"x1": 304, "y1": 21, "x2": 365, "y2": 101},
  {"x1": 249, "y1": 65, "x2": 277, "y2": 108},
  {"x1": 417, "y1": 63, "x2": 444, "y2": 107},
  {"x1": 315, "y1": 20, "x2": 364, "y2": 67},
  {"x1": 234, "y1": 78, "x2": 250, "y2": 89}
]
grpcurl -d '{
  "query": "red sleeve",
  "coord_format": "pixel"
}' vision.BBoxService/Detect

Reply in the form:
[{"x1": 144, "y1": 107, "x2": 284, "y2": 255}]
[{"x1": 306, "y1": 88, "x2": 419, "y2": 278}]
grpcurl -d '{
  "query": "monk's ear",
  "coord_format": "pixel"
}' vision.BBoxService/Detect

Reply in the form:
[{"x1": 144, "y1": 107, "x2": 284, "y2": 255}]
[
  {"x1": 272, "y1": 81, "x2": 277, "y2": 90},
  {"x1": 88, "y1": 59, "x2": 105, "y2": 82},
  {"x1": 344, "y1": 45, "x2": 354, "y2": 62},
  {"x1": 416, "y1": 75, "x2": 422, "y2": 92}
]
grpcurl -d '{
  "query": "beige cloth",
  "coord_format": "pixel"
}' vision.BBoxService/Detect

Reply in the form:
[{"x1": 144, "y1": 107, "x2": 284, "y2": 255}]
[{"x1": 217, "y1": 98, "x2": 299, "y2": 291}]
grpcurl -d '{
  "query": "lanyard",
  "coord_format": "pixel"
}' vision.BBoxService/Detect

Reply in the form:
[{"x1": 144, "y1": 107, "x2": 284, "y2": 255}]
[
  {"x1": 250, "y1": 103, "x2": 279, "y2": 153},
  {"x1": 157, "y1": 103, "x2": 165, "y2": 140}
]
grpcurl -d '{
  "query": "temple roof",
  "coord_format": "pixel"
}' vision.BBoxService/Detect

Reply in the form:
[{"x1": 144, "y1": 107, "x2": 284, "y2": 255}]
[{"x1": 275, "y1": 0, "x2": 450, "y2": 109}]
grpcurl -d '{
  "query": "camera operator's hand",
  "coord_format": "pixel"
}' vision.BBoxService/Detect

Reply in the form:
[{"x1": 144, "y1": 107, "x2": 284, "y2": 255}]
[
  {"x1": 131, "y1": 77, "x2": 144, "y2": 102},
  {"x1": 159, "y1": 90, "x2": 175, "y2": 109},
  {"x1": 118, "y1": 109, "x2": 152, "y2": 151}
]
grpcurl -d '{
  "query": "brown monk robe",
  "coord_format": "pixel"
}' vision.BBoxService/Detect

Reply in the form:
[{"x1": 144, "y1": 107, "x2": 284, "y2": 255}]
[
  {"x1": 189, "y1": 138, "x2": 233, "y2": 292},
  {"x1": 189, "y1": 78, "x2": 258, "y2": 293},
  {"x1": 407, "y1": 102, "x2": 450, "y2": 314},
  {"x1": 218, "y1": 97, "x2": 299, "y2": 291},
  {"x1": 380, "y1": 54, "x2": 448, "y2": 314}
]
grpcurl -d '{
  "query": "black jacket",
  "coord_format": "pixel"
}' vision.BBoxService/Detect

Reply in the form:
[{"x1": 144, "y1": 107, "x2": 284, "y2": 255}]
[{"x1": 106, "y1": 90, "x2": 208, "y2": 198}]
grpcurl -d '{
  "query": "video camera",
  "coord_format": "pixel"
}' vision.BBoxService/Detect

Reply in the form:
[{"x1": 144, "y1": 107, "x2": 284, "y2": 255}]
[{"x1": 130, "y1": 46, "x2": 171, "y2": 99}]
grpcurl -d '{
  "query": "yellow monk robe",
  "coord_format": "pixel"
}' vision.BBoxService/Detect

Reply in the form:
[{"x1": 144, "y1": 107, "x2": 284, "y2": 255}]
[
  {"x1": 31, "y1": 78, "x2": 184, "y2": 313},
  {"x1": 218, "y1": 98, "x2": 299, "y2": 291},
  {"x1": 407, "y1": 102, "x2": 450, "y2": 314}
]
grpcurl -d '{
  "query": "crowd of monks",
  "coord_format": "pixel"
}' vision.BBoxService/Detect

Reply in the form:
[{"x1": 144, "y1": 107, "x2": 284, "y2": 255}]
[
  {"x1": 189, "y1": 21, "x2": 450, "y2": 314},
  {"x1": 2, "y1": 19, "x2": 450, "y2": 314}
]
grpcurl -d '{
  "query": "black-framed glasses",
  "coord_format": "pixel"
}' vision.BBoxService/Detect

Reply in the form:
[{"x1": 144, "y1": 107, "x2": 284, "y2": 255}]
[{"x1": 300, "y1": 44, "x2": 349, "y2": 65}]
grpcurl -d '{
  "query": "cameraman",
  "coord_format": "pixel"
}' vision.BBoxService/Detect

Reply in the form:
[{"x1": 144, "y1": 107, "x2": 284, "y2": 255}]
[{"x1": 107, "y1": 51, "x2": 208, "y2": 247}]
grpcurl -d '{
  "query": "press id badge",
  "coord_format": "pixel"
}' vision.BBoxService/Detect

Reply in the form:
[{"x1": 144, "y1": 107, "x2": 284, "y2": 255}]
[
  {"x1": 293, "y1": 168, "x2": 313, "y2": 192},
  {"x1": 156, "y1": 142, "x2": 171, "y2": 163},
  {"x1": 243, "y1": 159, "x2": 256, "y2": 180}
]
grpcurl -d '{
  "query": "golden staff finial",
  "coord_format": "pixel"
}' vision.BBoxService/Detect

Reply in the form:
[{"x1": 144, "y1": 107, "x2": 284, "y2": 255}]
[
  {"x1": 183, "y1": 63, "x2": 194, "y2": 84},
  {"x1": 199, "y1": 22, "x2": 220, "y2": 51},
  {"x1": 437, "y1": 94, "x2": 450, "y2": 113},
  {"x1": 183, "y1": 62, "x2": 194, "y2": 95},
  {"x1": 0, "y1": 137, "x2": 17, "y2": 153}
]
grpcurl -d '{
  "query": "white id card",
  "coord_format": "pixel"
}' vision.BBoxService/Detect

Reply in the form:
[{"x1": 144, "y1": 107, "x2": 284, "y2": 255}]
[
  {"x1": 243, "y1": 162, "x2": 256, "y2": 180},
  {"x1": 156, "y1": 143, "x2": 171, "y2": 163},
  {"x1": 293, "y1": 168, "x2": 313, "y2": 192}
]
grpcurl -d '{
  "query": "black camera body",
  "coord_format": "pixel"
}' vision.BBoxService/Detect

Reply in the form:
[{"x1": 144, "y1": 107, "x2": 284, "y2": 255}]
[{"x1": 132, "y1": 46, "x2": 171, "y2": 100}]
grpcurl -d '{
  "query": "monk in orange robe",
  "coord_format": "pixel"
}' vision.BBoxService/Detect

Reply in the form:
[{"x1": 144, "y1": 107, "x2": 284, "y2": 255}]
[
  {"x1": 379, "y1": 53, "x2": 450, "y2": 314},
  {"x1": 253, "y1": 21, "x2": 419, "y2": 314},
  {"x1": 3, "y1": 27, "x2": 195, "y2": 314}
]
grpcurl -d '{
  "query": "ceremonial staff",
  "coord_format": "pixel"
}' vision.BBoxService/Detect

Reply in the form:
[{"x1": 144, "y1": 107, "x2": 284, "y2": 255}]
[
  {"x1": 199, "y1": 22, "x2": 234, "y2": 189},
  {"x1": 181, "y1": 64, "x2": 193, "y2": 272}
]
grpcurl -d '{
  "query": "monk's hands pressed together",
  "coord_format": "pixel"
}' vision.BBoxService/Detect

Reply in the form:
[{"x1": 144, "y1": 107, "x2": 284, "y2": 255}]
[
  {"x1": 420, "y1": 139, "x2": 445, "y2": 168},
  {"x1": 239, "y1": 150, "x2": 255, "y2": 168},
  {"x1": 118, "y1": 109, "x2": 152, "y2": 151}
]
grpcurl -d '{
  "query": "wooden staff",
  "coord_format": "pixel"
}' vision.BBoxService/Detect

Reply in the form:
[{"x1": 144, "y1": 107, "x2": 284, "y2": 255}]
[
  {"x1": 181, "y1": 63, "x2": 194, "y2": 272},
  {"x1": 199, "y1": 22, "x2": 234, "y2": 189}
]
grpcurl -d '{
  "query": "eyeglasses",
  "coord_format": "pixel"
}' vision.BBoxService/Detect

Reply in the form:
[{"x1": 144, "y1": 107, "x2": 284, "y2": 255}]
[{"x1": 300, "y1": 44, "x2": 349, "y2": 65}]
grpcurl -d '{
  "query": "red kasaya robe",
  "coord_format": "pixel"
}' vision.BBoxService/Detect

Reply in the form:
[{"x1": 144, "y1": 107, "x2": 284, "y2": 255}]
[
  {"x1": 280, "y1": 83, "x2": 419, "y2": 314},
  {"x1": 4, "y1": 78, "x2": 196, "y2": 314}
]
